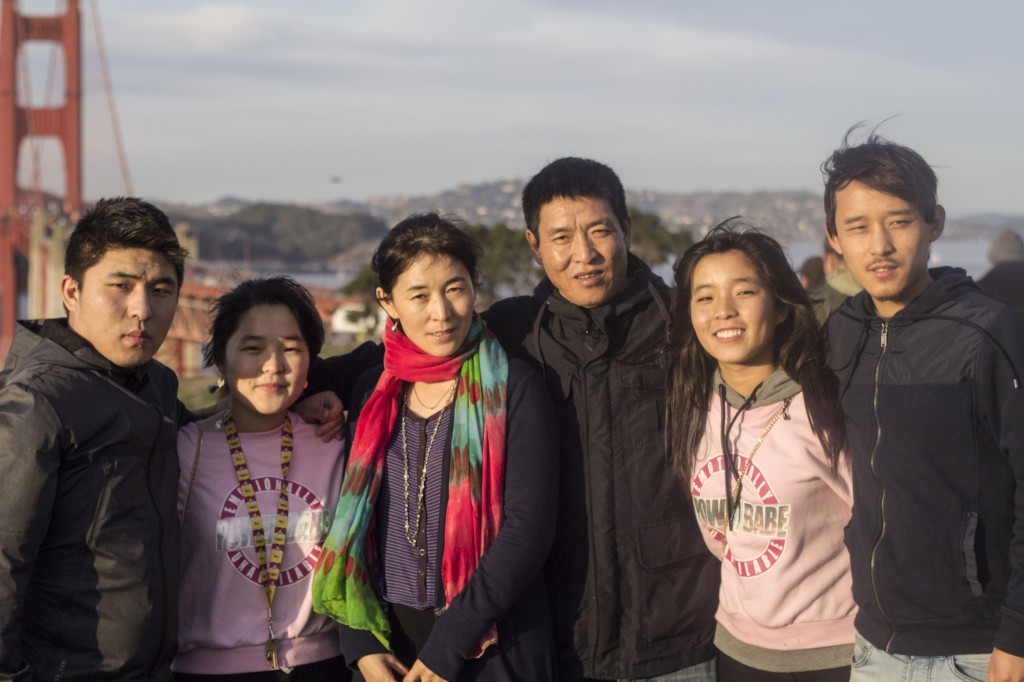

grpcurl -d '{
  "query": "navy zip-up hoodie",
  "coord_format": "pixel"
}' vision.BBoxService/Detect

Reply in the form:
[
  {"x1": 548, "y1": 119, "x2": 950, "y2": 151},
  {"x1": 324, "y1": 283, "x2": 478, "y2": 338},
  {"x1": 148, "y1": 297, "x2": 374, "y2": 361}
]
[{"x1": 827, "y1": 267, "x2": 1024, "y2": 656}]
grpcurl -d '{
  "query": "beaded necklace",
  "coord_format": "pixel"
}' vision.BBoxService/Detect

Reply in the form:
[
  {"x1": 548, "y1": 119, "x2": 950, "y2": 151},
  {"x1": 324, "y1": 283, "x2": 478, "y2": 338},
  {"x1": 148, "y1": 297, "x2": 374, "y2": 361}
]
[{"x1": 223, "y1": 413, "x2": 293, "y2": 670}]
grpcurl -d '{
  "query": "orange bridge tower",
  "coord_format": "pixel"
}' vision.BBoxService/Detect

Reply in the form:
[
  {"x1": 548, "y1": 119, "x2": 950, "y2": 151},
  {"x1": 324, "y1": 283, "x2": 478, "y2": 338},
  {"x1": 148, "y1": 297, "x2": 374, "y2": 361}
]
[{"x1": 0, "y1": 0, "x2": 81, "y2": 358}]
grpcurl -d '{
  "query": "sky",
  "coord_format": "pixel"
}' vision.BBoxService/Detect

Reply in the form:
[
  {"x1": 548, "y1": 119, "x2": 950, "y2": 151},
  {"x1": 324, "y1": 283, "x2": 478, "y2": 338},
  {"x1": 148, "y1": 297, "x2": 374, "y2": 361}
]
[{"x1": 11, "y1": 0, "x2": 1024, "y2": 216}]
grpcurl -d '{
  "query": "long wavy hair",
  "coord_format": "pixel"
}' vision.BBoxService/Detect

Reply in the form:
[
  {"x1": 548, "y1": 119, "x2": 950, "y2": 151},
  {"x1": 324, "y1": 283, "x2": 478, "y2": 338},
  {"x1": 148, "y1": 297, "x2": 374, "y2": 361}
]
[{"x1": 665, "y1": 220, "x2": 846, "y2": 487}]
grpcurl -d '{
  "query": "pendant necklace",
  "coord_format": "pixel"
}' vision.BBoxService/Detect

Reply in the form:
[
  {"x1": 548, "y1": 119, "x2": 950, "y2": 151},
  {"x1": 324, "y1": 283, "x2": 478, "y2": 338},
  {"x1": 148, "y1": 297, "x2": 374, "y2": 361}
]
[
  {"x1": 224, "y1": 414, "x2": 293, "y2": 670},
  {"x1": 722, "y1": 397, "x2": 792, "y2": 554},
  {"x1": 400, "y1": 378, "x2": 457, "y2": 548}
]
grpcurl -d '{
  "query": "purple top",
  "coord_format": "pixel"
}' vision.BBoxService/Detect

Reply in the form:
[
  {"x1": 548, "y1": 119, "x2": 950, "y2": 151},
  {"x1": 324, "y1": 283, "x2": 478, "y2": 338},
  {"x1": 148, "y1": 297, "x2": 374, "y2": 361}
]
[{"x1": 377, "y1": 401, "x2": 452, "y2": 609}]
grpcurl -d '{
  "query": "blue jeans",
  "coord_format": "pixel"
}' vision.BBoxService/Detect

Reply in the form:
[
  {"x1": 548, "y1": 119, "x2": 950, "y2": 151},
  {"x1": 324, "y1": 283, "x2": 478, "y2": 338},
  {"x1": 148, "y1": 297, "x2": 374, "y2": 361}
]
[{"x1": 850, "y1": 632, "x2": 990, "y2": 681}]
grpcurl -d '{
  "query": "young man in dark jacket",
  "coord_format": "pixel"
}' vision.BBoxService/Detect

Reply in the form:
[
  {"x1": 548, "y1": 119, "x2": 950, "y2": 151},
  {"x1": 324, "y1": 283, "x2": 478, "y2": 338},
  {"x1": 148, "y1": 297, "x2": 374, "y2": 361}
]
[
  {"x1": 823, "y1": 132, "x2": 1024, "y2": 681},
  {"x1": 485, "y1": 157, "x2": 718, "y2": 681},
  {"x1": 0, "y1": 198, "x2": 188, "y2": 681}
]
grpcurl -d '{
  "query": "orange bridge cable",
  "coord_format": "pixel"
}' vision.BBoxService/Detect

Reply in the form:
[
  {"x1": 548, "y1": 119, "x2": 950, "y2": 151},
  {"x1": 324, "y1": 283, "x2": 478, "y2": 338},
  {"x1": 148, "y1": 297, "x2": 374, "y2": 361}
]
[{"x1": 88, "y1": 0, "x2": 132, "y2": 196}]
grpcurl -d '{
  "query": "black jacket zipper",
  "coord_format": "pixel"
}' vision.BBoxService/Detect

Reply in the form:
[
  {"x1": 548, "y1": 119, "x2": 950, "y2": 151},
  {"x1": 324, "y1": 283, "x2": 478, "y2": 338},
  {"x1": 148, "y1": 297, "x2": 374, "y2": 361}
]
[{"x1": 867, "y1": 321, "x2": 895, "y2": 651}]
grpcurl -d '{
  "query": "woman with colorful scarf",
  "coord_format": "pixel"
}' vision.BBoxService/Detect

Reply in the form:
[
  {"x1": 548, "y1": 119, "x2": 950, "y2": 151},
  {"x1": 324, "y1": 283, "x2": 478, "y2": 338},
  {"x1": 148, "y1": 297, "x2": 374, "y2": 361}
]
[{"x1": 312, "y1": 213, "x2": 559, "y2": 681}]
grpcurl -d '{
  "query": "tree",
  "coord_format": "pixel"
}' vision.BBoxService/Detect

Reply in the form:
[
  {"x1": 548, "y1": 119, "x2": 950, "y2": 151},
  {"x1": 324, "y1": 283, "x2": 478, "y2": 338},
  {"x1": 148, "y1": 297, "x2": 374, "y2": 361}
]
[
  {"x1": 464, "y1": 223, "x2": 541, "y2": 307},
  {"x1": 628, "y1": 206, "x2": 694, "y2": 268}
]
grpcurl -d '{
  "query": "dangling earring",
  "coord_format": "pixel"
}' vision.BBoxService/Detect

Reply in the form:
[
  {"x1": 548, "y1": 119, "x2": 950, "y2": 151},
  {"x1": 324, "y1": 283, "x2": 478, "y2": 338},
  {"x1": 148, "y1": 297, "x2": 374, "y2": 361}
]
[{"x1": 391, "y1": 318, "x2": 399, "y2": 332}]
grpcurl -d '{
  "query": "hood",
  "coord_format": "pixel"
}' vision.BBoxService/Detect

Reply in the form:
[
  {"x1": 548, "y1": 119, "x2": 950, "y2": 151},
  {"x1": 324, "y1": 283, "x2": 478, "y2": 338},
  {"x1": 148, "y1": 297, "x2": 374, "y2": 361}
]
[
  {"x1": 529, "y1": 253, "x2": 672, "y2": 360},
  {"x1": 837, "y1": 266, "x2": 975, "y2": 322},
  {"x1": 4, "y1": 319, "x2": 150, "y2": 390},
  {"x1": 714, "y1": 367, "x2": 800, "y2": 410},
  {"x1": 831, "y1": 267, "x2": 1022, "y2": 397}
]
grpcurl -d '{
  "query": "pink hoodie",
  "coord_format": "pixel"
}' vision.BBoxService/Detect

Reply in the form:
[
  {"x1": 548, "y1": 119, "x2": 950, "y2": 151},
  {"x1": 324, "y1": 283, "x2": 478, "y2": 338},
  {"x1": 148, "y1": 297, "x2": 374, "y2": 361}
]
[
  {"x1": 173, "y1": 413, "x2": 345, "y2": 674},
  {"x1": 691, "y1": 390, "x2": 855, "y2": 653}
]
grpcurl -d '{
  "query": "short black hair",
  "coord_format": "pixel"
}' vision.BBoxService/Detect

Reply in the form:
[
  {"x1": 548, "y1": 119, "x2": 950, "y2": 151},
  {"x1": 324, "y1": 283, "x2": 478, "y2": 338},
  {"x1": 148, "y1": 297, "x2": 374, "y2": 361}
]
[
  {"x1": 373, "y1": 212, "x2": 481, "y2": 296},
  {"x1": 203, "y1": 276, "x2": 325, "y2": 369},
  {"x1": 822, "y1": 125, "x2": 938, "y2": 238},
  {"x1": 64, "y1": 197, "x2": 188, "y2": 286},
  {"x1": 521, "y1": 157, "x2": 629, "y2": 235}
]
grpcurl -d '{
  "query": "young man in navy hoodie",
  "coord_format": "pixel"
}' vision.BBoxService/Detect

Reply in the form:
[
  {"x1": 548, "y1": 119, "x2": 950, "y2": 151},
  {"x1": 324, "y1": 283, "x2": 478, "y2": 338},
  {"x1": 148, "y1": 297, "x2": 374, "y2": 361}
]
[{"x1": 823, "y1": 130, "x2": 1024, "y2": 681}]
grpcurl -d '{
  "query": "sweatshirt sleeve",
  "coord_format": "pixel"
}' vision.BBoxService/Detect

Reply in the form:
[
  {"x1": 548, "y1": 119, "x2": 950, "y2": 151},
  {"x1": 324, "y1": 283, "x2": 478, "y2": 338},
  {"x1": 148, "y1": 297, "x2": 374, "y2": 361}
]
[
  {"x1": 0, "y1": 382, "x2": 65, "y2": 678},
  {"x1": 416, "y1": 359, "x2": 559, "y2": 680},
  {"x1": 980, "y1": 307, "x2": 1024, "y2": 656}
]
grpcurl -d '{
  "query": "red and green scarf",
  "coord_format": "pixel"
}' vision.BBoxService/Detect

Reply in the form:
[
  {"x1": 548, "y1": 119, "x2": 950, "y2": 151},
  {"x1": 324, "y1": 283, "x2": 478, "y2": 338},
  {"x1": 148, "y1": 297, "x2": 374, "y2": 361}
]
[{"x1": 311, "y1": 318, "x2": 507, "y2": 656}]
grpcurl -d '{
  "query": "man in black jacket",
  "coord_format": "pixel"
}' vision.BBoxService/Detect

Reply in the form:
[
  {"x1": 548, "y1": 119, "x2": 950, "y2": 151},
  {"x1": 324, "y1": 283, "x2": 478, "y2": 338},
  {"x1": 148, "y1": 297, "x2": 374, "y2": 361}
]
[
  {"x1": 485, "y1": 158, "x2": 718, "y2": 681},
  {"x1": 0, "y1": 198, "x2": 188, "y2": 681},
  {"x1": 823, "y1": 132, "x2": 1024, "y2": 681}
]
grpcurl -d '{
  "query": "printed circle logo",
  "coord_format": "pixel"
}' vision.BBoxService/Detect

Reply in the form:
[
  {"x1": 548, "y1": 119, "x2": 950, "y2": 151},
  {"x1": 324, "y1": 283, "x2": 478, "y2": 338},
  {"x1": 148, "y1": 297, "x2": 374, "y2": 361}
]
[
  {"x1": 218, "y1": 477, "x2": 328, "y2": 586},
  {"x1": 692, "y1": 455, "x2": 789, "y2": 577}
]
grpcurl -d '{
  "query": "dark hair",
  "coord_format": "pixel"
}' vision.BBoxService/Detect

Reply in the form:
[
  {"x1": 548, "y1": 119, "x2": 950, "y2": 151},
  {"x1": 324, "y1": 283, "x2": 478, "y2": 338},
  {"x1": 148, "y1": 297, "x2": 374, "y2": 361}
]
[
  {"x1": 521, "y1": 157, "x2": 629, "y2": 235},
  {"x1": 203, "y1": 276, "x2": 325, "y2": 369},
  {"x1": 798, "y1": 256, "x2": 825, "y2": 288},
  {"x1": 65, "y1": 196, "x2": 188, "y2": 286},
  {"x1": 665, "y1": 220, "x2": 846, "y2": 486},
  {"x1": 822, "y1": 124, "x2": 938, "y2": 238},
  {"x1": 373, "y1": 212, "x2": 481, "y2": 296}
]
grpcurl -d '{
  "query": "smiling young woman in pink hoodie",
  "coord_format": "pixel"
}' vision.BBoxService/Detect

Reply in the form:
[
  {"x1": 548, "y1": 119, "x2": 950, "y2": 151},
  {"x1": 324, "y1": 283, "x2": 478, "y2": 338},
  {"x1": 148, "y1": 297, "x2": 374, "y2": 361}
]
[{"x1": 666, "y1": 222, "x2": 855, "y2": 681}]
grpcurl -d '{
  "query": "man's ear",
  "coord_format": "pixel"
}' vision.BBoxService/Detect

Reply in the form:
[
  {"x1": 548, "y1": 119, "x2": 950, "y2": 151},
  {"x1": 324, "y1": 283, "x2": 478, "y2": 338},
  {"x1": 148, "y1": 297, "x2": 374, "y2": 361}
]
[
  {"x1": 60, "y1": 275, "x2": 82, "y2": 314},
  {"x1": 526, "y1": 229, "x2": 542, "y2": 265},
  {"x1": 929, "y1": 205, "x2": 946, "y2": 243},
  {"x1": 621, "y1": 216, "x2": 632, "y2": 251},
  {"x1": 826, "y1": 224, "x2": 843, "y2": 256}
]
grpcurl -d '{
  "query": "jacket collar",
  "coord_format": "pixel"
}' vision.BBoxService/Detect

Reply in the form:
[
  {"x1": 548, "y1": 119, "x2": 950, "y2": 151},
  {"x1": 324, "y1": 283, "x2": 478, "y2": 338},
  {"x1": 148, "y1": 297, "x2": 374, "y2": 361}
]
[
  {"x1": 16, "y1": 318, "x2": 151, "y2": 391},
  {"x1": 532, "y1": 253, "x2": 671, "y2": 335},
  {"x1": 841, "y1": 266, "x2": 977, "y2": 322}
]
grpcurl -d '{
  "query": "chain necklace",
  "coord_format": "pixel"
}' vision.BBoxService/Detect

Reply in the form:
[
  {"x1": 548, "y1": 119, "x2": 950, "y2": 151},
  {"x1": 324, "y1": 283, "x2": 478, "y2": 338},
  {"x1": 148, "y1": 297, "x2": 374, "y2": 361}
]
[
  {"x1": 412, "y1": 379, "x2": 456, "y2": 411},
  {"x1": 400, "y1": 379, "x2": 458, "y2": 548},
  {"x1": 722, "y1": 397, "x2": 792, "y2": 553},
  {"x1": 223, "y1": 414, "x2": 293, "y2": 670}
]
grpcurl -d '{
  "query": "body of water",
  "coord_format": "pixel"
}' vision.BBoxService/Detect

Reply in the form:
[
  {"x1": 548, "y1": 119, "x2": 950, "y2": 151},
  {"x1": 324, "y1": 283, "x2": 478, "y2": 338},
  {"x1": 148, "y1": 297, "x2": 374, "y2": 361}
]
[{"x1": 786, "y1": 238, "x2": 993, "y2": 280}]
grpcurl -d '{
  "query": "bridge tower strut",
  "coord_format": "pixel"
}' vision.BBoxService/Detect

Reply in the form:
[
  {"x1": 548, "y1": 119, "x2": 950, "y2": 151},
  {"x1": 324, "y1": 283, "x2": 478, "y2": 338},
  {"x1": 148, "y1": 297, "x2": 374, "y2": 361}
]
[{"x1": 0, "y1": 0, "x2": 81, "y2": 357}]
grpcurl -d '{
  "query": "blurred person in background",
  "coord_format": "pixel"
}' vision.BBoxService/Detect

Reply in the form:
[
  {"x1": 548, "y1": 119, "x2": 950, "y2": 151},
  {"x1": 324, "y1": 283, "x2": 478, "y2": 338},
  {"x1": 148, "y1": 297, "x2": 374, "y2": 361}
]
[{"x1": 978, "y1": 228, "x2": 1024, "y2": 308}]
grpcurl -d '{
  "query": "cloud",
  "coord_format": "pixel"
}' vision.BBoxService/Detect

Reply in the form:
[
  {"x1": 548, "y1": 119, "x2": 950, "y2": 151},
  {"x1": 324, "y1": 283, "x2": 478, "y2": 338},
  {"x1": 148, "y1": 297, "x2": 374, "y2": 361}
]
[{"x1": 12, "y1": 0, "x2": 1024, "y2": 212}]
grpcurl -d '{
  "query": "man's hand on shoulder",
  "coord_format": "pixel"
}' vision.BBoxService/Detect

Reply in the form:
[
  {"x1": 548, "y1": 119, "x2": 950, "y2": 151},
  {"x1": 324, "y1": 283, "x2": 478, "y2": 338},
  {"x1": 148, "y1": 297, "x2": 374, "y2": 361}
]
[
  {"x1": 990, "y1": 648, "x2": 1024, "y2": 682},
  {"x1": 294, "y1": 390, "x2": 345, "y2": 442}
]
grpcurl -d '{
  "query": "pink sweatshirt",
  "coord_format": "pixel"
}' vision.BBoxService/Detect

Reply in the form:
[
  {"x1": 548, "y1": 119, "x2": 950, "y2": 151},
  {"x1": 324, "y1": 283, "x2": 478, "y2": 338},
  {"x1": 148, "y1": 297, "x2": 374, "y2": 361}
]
[
  {"x1": 173, "y1": 413, "x2": 345, "y2": 674},
  {"x1": 690, "y1": 390, "x2": 855, "y2": 654}
]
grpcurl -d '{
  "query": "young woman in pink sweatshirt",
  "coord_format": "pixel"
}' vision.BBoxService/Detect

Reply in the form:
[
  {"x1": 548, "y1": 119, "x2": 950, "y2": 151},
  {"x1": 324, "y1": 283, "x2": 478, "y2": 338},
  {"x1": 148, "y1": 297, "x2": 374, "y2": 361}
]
[
  {"x1": 174, "y1": 277, "x2": 350, "y2": 680},
  {"x1": 666, "y1": 222, "x2": 855, "y2": 681}
]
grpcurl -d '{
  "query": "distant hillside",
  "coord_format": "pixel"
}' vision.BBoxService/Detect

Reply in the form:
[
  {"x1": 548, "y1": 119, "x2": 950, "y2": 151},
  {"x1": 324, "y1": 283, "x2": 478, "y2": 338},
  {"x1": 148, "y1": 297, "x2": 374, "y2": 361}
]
[
  {"x1": 161, "y1": 202, "x2": 388, "y2": 265},
  {"x1": 161, "y1": 183, "x2": 1023, "y2": 269},
  {"x1": 316, "y1": 180, "x2": 1021, "y2": 242}
]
